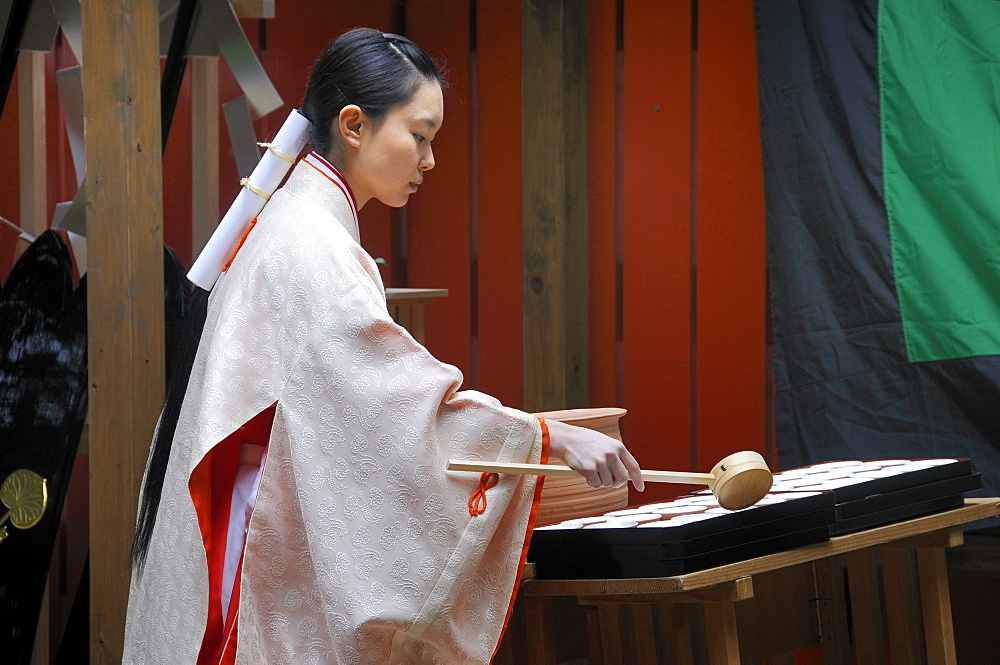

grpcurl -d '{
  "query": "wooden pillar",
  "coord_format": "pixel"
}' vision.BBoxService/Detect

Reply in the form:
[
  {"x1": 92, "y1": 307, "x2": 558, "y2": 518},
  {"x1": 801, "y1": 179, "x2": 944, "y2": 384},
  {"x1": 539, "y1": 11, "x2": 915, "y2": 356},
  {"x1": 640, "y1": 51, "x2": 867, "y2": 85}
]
[
  {"x1": 191, "y1": 57, "x2": 220, "y2": 258},
  {"x1": 18, "y1": 50, "x2": 46, "y2": 239},
  {"x1": 81, "y1": 1, "x2": 165, "y2": 663},
  {"x1": 522, "y1": 0, "x2": 589, "y2": 412}
]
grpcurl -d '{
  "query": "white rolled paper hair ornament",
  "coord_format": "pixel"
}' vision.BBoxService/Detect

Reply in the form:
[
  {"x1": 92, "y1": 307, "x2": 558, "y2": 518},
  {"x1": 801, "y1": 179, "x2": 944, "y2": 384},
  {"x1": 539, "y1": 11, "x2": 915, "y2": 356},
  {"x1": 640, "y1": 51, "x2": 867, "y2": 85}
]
[{"x1": 187, "y1": 108, "x2": 312, "y2": 291}]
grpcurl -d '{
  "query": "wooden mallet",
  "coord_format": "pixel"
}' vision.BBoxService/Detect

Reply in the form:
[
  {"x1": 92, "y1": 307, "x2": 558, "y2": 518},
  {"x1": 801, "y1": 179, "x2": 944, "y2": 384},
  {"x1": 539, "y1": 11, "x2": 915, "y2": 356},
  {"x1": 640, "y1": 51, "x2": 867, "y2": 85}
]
[{"x1": 447, "y1": 450, "x2": 773, "y2": 510}]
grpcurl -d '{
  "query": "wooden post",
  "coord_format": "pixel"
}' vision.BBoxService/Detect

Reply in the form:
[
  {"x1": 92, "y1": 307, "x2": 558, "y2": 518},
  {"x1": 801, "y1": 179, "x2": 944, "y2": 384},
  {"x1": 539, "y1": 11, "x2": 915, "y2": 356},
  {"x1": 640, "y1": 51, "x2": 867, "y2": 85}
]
[
  {"x1": 191, "y1": 57, "x2": 220, "y2": 258},
  {"x1": 916, "y1": 547, "x2": 958, "y2": 665},
  {"x1": 702, "y1": 601, "x2": 741, "y2": 665},
  {"x1": 846, "y1": 549, "x2": 887, "y2": 665},
  {"x1": 881, "y1": 548, "x2": 928, "y2": 665},
  {"x1": 18, "y1": 50, "x2": 46, "y2": 239},
  {"x1": 19, "y1": 46, "x2": 55, "y2": 662},
  {"x1": 522, "y1": 0, "x2": 589, "y2": 412},
  {"x1": 81, "y1": 1, "x2": 165, "y2": 663}
]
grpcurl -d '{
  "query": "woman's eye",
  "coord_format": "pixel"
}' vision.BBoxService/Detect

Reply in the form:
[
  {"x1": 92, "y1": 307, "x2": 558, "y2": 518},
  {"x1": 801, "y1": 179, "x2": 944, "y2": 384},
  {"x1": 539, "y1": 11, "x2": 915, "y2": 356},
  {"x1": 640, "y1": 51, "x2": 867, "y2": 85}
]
[{"x1": 414, "y1": 134, "x2": 426, "y2": 143}]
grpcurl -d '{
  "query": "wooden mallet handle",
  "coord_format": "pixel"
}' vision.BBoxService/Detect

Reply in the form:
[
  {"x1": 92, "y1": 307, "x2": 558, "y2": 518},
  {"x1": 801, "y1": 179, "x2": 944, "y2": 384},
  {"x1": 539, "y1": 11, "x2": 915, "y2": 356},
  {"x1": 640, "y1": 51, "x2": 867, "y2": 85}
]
[
  {"x1": 446, "y1": 460, "x2": 714, "y2": 485},
  {"x1": 447, "y1": 450, "x2": 772, "y2": 510}
]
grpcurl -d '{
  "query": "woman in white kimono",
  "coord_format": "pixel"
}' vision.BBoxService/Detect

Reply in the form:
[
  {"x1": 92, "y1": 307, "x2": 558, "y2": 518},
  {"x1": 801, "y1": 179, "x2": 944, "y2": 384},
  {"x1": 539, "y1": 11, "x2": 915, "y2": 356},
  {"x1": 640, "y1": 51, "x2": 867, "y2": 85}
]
[{"x1": 125, "y1": 28, "x2": 643, "y2": 665}]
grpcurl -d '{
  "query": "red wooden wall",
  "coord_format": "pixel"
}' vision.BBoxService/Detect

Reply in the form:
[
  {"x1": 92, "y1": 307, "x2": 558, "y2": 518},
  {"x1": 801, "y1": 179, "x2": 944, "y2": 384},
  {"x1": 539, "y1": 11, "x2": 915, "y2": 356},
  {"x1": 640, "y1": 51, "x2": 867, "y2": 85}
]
[{"x1": 0, "y1": 0, "x2": 767, "y2": 497}]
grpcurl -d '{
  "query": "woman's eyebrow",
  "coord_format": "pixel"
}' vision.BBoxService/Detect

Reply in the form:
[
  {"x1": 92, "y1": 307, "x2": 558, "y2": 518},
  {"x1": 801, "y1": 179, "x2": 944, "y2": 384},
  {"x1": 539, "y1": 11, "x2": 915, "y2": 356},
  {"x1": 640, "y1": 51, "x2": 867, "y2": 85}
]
[{"x1": 417, "y1": 116, "x2": 440, "y2": 130}]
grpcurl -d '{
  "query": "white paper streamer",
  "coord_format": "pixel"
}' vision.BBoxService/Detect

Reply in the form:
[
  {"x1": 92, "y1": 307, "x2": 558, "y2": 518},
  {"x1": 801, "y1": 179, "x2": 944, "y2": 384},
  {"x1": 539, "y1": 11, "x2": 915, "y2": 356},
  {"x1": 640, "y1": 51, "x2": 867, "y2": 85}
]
[{"x1": 187, "y1": 109, "x2": 312, "y2": 291}]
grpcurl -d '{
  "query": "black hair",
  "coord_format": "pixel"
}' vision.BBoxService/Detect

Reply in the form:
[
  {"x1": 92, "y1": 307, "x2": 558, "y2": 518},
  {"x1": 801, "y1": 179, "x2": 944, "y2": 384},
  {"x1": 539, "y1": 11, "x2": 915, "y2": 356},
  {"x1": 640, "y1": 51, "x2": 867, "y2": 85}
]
[
  {"x1": 301, "y1": 28, "x2": 446, "y2": 159},
  {"x1": 131, "y1": 287, "x2": 207, "y2": 572},
  {"x1": 131, "y1": 28, "x2": 444, "y2": 574}
]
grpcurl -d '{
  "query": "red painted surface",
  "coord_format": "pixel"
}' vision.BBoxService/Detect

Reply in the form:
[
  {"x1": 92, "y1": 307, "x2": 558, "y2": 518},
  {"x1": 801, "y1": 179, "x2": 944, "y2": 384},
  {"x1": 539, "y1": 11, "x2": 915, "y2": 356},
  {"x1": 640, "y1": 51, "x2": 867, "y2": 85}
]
[
  {"x1": 1, "y1": 44, "x2": 78, "y2": 284},
  {"x1": 621, "y1": 0, "x2": 694, "y2": 503},
  {"x1": 588, "y1": 0, "x2": 618, "y2": 411},
  {"x1": 475, "y1": 0, "x2": 524, "y2": 407},
  {"x1": 694, "y1": 1, "x2": 767, "y2": 469},
  {"x1": 0, "y1": 64, "x2": 20, "y2": 284},
  {"x1": 405, "y1": 2, "x2": 474, "y2": 378}
]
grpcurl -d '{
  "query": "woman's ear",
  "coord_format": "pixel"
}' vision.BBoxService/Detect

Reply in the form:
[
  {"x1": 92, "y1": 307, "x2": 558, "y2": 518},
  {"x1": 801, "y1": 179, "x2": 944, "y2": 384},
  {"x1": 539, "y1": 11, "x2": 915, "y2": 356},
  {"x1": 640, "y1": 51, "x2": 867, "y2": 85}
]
[{"x1": 337, "y1": 104, "x2": 365, "y2": 149}]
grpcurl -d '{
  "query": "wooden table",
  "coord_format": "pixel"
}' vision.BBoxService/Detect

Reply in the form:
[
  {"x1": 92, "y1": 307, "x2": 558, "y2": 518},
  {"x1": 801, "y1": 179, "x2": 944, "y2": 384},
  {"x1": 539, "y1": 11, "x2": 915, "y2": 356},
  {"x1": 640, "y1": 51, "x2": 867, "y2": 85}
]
[
  {"x1": 385, "y1": 287, "x2": 448, "y2": 346},
  {"x1": 499, "y1": 498, "x2": 1000, "y2": 665}
]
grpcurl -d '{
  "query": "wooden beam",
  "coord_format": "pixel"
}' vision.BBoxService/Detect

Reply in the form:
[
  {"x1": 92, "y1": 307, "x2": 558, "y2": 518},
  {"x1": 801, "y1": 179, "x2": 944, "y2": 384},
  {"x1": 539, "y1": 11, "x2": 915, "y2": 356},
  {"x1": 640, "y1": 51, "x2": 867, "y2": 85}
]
[
  {"x1": 522, "y1": 0, "x2": 589, "y2": 411},
  {"x1": 191, "y1": 57, "x2": 219, "y2": 259},
  {"x1": 233, "y1": 0, "x2": 275, "y2": 19},
  {"x1": 18, "y1": 50, "x2": 46, "y2": 238},
  {"x1": 81, "y1": 1, "x2": 165, "y2": 663}
]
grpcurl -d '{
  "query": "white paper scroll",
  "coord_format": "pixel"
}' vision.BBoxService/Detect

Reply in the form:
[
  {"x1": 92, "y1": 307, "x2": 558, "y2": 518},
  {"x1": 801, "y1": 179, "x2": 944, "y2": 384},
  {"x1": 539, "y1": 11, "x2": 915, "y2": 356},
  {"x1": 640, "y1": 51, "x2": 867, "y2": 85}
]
[{"x1": 187, "y1": 108, "x2": 311, "y2": 291}]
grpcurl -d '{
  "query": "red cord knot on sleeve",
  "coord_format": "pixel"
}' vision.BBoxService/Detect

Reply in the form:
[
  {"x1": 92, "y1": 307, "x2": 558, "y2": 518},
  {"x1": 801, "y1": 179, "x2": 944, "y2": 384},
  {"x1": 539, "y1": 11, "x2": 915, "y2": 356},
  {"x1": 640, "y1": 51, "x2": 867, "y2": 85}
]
[{"x1": 468, "y1": 472, "x2": 500, "y2": 516}]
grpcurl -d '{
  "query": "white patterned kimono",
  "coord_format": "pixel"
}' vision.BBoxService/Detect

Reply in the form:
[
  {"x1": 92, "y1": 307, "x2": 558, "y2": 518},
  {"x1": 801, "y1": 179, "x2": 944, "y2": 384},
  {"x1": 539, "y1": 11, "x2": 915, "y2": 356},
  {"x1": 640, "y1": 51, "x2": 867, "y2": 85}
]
[{"x1": 124, "y1": 153, "x2": 545, "y2": 664}]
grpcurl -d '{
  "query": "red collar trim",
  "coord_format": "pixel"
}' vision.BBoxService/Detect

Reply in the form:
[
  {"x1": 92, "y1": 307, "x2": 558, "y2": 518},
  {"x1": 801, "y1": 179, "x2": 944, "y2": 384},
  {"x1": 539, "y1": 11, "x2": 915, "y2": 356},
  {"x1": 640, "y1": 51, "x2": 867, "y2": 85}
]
[{"x1": 302, "y1": 152, "x2": 359, "y2": 224}]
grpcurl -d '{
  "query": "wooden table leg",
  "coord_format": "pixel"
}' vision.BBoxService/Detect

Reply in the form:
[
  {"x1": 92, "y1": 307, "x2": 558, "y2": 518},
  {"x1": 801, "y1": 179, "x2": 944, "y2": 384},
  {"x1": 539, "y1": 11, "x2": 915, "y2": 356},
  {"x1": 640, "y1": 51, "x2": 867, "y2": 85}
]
[
  {"x1": 846, "y1": 549, "x2": 887, "y2": 665},
  {"x1": 812, "y1": 557, "x2": 852, "y2": 664},
  {"x1": 410, "y1": 304, "x2": 426, "y2": 343},
  {"x1": 585, "y1": 605, "x2": 605, "y2": 665},
  {"x1": 394, "y1": 304, "x2": 411, "y2": 333},
  {"x1": 656, "y1": 604, "x2": 695, "y2": 665},
  {"x1": 881, "y1": 548, "x2": 927, "y2": 665},
  {"x1": 522, "y1": 595, "x2": 558, "y2": 665},
  {"x1": 916, "y1": 548, "x2": 957, "y2": 665},
  {"x1": 703, "y1": 601, "x2": 741, "y2": 665},
  {"x1": 631, "y1": 603, "x2": 659, "y2": 665},
  {"x1": 598, "y1": 604, "x2": 627, "y2": 665}
]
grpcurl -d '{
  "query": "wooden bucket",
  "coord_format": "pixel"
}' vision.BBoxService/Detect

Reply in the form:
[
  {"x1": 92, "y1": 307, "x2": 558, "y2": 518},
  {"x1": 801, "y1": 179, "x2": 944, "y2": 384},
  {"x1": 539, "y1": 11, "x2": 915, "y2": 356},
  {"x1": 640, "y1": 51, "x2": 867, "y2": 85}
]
[{"x1": 533, "y1": 407, "x2": 629, "y2": 526}]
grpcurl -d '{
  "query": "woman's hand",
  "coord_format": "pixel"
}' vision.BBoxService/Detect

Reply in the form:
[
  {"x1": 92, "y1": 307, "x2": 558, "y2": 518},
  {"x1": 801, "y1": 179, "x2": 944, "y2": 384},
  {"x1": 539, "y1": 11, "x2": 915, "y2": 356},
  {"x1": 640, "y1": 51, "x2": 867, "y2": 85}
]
[{"x1": 544, "y1": 419, "x2": 645, "y2": 492}]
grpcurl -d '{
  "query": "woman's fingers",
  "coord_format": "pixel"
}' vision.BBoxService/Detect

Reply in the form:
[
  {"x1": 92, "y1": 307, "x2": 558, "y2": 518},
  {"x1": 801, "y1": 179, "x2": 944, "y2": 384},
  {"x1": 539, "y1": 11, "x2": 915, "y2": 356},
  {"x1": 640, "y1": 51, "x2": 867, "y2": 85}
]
[
  {"x1": 621, "y1": 447, "x2": 644, "y2": 492},
  {"x1": 543, "y1": 418, "x2": 644, "y2": 491},
  {"x1": 578, "y1": 466, "x2": 602, "y2": 488}
]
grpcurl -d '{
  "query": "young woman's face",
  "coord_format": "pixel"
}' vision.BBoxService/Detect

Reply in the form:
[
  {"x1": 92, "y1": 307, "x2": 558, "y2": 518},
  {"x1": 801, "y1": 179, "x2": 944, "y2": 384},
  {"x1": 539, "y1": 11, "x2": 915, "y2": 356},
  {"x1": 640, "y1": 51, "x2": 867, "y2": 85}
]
[{"x1": 349, "y1": 80, "x2": 444, "y2": 208}]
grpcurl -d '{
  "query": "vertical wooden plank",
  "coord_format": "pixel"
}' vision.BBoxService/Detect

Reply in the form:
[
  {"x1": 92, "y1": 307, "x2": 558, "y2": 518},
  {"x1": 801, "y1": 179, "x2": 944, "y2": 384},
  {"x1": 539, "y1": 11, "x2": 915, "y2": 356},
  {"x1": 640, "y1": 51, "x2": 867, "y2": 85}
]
[
  {"x1": 18, "y1": 50, "x2": 46, "y2": 238},
  {"x1": 630, "y1": 604, "x2": 659, "y2": 664},
  {"x1": 476, "y1": 0, "x2": 523, "y2": 406},
  {"x1": 33, "y1": 574, "x2": 56, "y2": 664},
  {"x1": 560, "y1": 0, "x2": 590, "y2": 411},
  {"x1": 916, "y1": 548, "x2": 957, "y2": 665},
  {"x1": 191, "y1": 57, "x2": 219, "y2": 259},
  {"x1": 846, "y1": 549, "x2": 887, "y2": 665},
  {"x1": 406, "y1": 1, "x2": 473, "y2": 373},
  {"x1": 622, "y1": 1, "x2": 692, "y2": 499},
  {"x1": 523, "y1": 595, "x2": 558, "y2": 665},
  {"x1": 656, "y1": 604, "x2": 695, "y2": 665},
  {"x1": 82, "y1": 1, "x2": 165, "y2": 663},
  {"x1": 694, "y1": 0, "x2": 767, "y2": 468},
  {"x1": 597, "y1": 604, "x2": 626, "y2": 665},
  {"x1": 585, "y1": 605, "x2": 606, "y2": 664},
  {"x1": 410, "y1": 305, "x2": 426, "y2": 346},
  {"x1": 703, "y1": 601, "x2": 741, "y2": 665},
  {"x1": 588, "y1": 0, "x2": 619, "y2": 409},
  {"x1": 734, "y1": 564, "x2": 818, "y2": 660},
  {"x1": 812, "y1": 558, "x2": 853, "y2": 665},
  {"x1": 522, "y1": 0, "x2": 589, "y2": 412},
  {"x1": 881, "y1": 548, "x2": 928, "y2": 665}
]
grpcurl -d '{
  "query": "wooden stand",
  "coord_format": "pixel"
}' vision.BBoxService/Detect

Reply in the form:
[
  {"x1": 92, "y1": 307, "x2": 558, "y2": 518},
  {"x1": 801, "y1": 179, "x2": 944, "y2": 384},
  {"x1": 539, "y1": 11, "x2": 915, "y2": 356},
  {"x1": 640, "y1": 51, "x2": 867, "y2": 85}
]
[
  {"x1": 385, "y1": 287, "x2": 448, "y2": 345},
  {"x1": 496, "y1": 499, "x2": 1000, "y2": 664}
]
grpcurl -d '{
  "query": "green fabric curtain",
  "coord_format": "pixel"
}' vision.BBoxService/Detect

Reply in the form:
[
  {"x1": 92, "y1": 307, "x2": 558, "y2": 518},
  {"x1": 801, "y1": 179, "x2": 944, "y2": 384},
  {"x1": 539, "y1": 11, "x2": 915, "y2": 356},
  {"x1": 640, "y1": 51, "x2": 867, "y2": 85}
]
[{"x1": 881, "y1": 0, "x2": 1000, "y2": 361}]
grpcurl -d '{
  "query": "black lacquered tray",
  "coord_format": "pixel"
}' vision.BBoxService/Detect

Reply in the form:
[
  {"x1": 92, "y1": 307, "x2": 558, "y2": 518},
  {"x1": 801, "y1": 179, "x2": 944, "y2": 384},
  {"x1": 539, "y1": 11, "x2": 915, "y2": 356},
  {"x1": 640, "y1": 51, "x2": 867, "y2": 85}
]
[
  {"x1": 527, "y1": 458, "x2": 981, "y2": 579},
  {"x1": 528, "y1": 490, "x2": 835, "y2": 579}
]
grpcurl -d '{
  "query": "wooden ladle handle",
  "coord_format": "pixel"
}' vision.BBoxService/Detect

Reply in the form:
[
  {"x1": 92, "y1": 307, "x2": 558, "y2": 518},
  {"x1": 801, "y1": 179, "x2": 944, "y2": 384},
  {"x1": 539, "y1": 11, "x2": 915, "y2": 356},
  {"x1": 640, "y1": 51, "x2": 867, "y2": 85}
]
[{"x1": 446, "y1": 460, "x2": 715, "y2": 484}]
